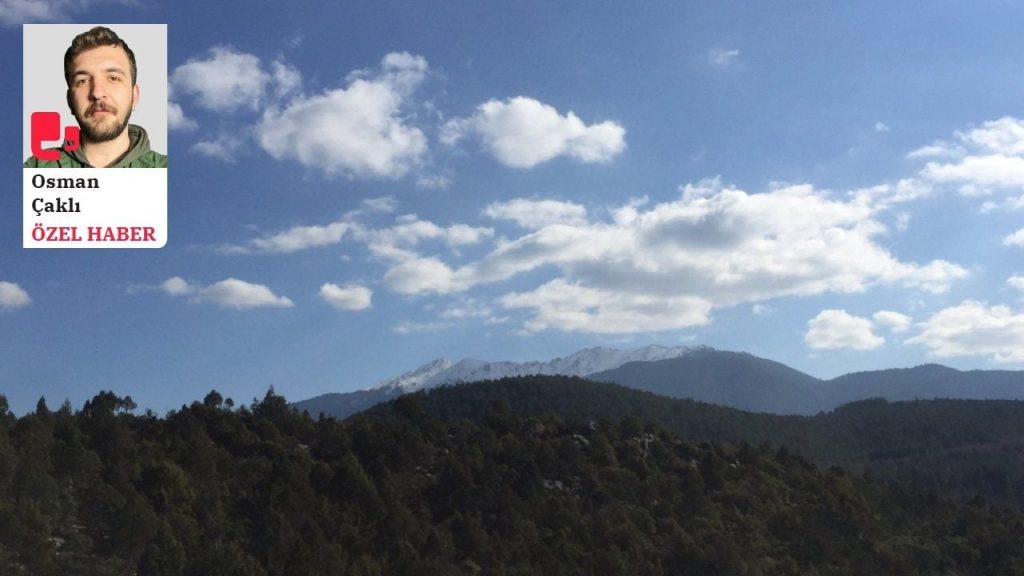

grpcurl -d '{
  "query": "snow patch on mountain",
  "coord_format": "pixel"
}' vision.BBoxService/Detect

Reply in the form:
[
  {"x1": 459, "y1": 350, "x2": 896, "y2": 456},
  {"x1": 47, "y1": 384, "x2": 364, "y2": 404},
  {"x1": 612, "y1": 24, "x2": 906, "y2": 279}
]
[
  {"x1": 373, "y1": 345, "x2": 705, "y2": 394},
  {"x1": 372, "y1": 358, "x2": 454, "y2": 394}
]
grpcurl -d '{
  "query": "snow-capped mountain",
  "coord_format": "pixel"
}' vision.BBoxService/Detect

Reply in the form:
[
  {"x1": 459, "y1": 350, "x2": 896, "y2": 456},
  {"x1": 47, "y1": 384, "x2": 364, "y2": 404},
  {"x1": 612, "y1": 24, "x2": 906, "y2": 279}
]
[
  {"x1": 373, "y1": 358, "x2": 454, "y2": 393},
  {"x1": 291, "y1": 345, "x2": 1024, "y2": 420},
  {"x1": 373, "y1": 345, "x2": 702, "y2": 394},
  {"x1": 292, "y1": 345, "x2": 706, "y2": 419}
]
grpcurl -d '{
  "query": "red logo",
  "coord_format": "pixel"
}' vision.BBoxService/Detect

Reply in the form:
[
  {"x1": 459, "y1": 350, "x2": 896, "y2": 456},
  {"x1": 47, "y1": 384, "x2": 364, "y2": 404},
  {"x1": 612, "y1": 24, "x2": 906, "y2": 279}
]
[{"x1": 31, "y1": 112, "x2": 80, "y2": 161}]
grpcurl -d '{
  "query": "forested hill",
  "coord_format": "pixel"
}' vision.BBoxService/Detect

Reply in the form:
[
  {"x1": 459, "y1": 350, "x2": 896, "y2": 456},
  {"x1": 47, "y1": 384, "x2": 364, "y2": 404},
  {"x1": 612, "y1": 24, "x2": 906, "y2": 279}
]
[
  {"x1": 5, "y1": 390, "x2": 1024, "y2": 575},
  {"x1": 374, "y1": 376, "x2": 1024, "y2": 509}
]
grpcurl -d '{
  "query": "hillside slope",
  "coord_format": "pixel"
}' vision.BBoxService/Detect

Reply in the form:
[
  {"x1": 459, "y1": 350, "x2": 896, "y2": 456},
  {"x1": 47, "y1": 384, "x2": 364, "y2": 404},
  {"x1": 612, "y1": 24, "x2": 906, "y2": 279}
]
[
  {"x1": 6, "y1": 389, "x2": 1024, "y2": 574},
  {"x1": 390, "y1": 376, "x2": 1024, "y2": 509}
]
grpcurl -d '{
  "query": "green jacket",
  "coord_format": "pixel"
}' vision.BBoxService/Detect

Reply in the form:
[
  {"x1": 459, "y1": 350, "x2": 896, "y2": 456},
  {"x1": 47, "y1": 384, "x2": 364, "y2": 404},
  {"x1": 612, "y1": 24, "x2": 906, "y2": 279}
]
[{"x1": 24, "y1": 124, "x2": 167, "y2": 168}]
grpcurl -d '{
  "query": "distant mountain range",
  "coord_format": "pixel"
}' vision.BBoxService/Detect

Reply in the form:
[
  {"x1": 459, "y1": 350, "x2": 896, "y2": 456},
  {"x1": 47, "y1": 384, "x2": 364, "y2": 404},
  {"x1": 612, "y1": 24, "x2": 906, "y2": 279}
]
[
  {"x1": 292, "y1": 345, "x2": 1024, "y2": 418},
  {"x1": 375, "y1": 344, "x2": 699, "y2": 394},
  {"x1": 292, "y1": 345, "x2": 700, "y2": 418},
  {"x1": 591, "y1": 351, "x2": 1024, "y2": 414}
]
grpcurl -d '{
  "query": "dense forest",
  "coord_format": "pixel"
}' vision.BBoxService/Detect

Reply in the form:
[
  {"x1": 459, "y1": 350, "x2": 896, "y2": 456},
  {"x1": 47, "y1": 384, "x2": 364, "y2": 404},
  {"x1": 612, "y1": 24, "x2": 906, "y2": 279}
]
[
  {"x1": 385, "y1": 376, "x2": 1024, "y2": 509},
  {"x1": 4, "y1": 386, "x2": 1024, "y2": 575}
]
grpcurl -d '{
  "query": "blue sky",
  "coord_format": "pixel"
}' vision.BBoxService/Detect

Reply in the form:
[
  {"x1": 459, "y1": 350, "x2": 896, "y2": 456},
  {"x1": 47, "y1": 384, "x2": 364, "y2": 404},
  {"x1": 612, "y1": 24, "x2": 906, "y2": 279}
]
[{"x1": 4, "y1": 1, "x2": 1024, "y2": 414}]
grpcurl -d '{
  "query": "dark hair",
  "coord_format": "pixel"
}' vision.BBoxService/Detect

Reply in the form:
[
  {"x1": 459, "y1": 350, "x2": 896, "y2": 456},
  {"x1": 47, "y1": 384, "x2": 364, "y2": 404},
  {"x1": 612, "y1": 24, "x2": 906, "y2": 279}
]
[{"x1": 63, "y1": 26, "x2": 137, "y2": 86}]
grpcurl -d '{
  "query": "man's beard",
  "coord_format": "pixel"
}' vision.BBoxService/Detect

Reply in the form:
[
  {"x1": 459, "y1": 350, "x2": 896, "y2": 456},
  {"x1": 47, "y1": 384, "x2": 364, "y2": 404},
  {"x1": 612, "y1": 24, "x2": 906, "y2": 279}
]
[{"x1": 76, "y1": 103, "x2": 132, "y2": 143}]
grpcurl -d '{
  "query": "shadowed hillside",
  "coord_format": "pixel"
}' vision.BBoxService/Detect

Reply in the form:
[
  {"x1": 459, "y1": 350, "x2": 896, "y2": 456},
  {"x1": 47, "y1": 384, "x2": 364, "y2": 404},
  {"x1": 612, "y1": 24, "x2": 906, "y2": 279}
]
[{"x1": 379, "y1": 376, "x2": 1024, "y2": 509}]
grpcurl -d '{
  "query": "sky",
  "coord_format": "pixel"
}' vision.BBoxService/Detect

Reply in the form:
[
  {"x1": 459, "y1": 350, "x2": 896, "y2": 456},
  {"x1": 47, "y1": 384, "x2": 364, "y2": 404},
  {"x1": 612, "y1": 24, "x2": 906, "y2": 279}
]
[{"x1": 3, "y1": 1, "x2": 1024, "y2": 415}]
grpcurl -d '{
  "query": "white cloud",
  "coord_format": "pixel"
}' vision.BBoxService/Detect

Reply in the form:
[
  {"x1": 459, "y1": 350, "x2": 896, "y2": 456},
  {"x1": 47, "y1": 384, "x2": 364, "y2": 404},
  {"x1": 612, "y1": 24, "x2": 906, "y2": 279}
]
[
  {"x1": 162, "y1": 277, "x2": 293, "y2": 309},
  {"x1": 907, "y1": 301, "x2": 1024, "y2": 362},
  {"x1": 917, "y1": 117, "x2": 1024, "y2": 197},
  {"x1": 850, "y1": 179, "x2": 932, "y2": 209},
  {"x1": 168, "y1": 102, "x2": 197, "y2": 131},
  {"x1": 958, "y1": 117, "x2": 1024, "y2": 155},
  {"x1": 171, "y1": 47, "x2": 283, "y2": 113},
  {"x1": 484, "y1": 198, "x2": 588, "y2": 229},
  {"x1": 270, "y1": 60, "x2": 302, "y2": 99},
  {"x1": 257, "y1": 52, "x2": 428, "y2": 178},
  {"x1": 192, "y1": 131, "x2": 247, "y2": 162},
  {"x1": 1008, "y1": 276, "x2": 1024, "y2": 292},
  {"x1": 895, "y1": 212, "x2": 911, "y2": 232},
  {"x1": 1, "y1": 0, "x2": 58, "y2": 24},
  {"x1": 359, "y1": 215, "x2": 492, "y2": 263},
  {"x1": 383, "y1": 257, "x2": 461, "y2": 295},
  {"x1": 161, "y1": 277, "x2": 195, "y2": 296},
  {"x1": 415, "y1": 174, "x2": 452, "y2": 190},
  {"x1": 0, "y1": 0, "x2": 127, "y2": 25},
  {"x1": 502, "y1": 279, "x2": 712, "y2": 334},
  {"x1": 372, "y1": 181, "x2": 965, "y2": 334},
  {"x1": 1003, "y1": 228, "x2": 1024, "y2": 248},
  {"x1": 222, "y1": 177, "x2": 967, "y2": 335},
  {"x1": 171, "y1": 48, "x2": 433, "y2": 180},
  {"x1": 442, "y1": 96, "x2": 625, "y2": 168},
  {"x1": 0, "y1": 281, "x2": 31, "y2": 310},
  {"x1": 225, "y1": 206, "x2": 489, "y2": 260},
  {"x1": 805, "y1": 310, "x2": 884, "y2": 351},
  {"x1": 245, "y1": 222, "x2": 350, "y2": 254},
  {"x1": 921, "y1": 155, "x2": 1024, "y2": 193},
  {"x1": 875, "y1": 122, "x2": 890, "y2": 133},
  {"x1": 440, "y1": 300, "x2": 506, "y2": 324},
  {"x1": 319, "y1": 283, "x2": 372, "y2": 311},
  {"x1": 980, "y1": 195, "x2": 1024, "y2": 213},
  {"x1": 201, "y1": 279, "x2": 294, "y2": 309},
  {"x1": 359, "y1": 196, "x2": 398, "y2": 214},
  {"x1": 707, "y1": 47, "x2": 740, "y2": 67},
  {"x1": 393, "y1": 319, "x2": 452, "y2": 334},
  {"x1": 873, "y1": 310, "x2": 912, "y2": 333},
  {"x1": 446, "y1": 224, "x2": 494, "y2": 247},
  {"x1": 907, "y1": 142, "x2": 964, "y2": 159}
]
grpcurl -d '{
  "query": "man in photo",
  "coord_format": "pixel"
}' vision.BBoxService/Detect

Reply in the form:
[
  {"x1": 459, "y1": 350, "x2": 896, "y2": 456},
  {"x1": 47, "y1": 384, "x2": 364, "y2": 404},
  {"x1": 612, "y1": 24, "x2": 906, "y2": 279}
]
[{"x1": 25, "y1": 26, "x2": 167, "y2": 168}]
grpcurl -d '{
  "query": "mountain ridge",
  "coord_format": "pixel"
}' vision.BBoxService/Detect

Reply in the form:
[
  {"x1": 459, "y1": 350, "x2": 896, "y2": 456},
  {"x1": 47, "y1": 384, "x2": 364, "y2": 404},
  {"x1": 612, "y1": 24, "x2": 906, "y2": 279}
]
[
  {"x1": 292, "y1": 345, "x2": 1024, "y2": 419},
  {"x1": 293, "y1": 344, "x2": 707, "y2": 418},
  {"x1": 372, "y1": 344, "x2": 705, "y2": 393}
]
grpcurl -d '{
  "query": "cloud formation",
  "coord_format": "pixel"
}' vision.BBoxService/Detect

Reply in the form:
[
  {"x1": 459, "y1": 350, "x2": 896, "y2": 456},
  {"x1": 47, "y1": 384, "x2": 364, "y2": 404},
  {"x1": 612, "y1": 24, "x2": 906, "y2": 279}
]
[
  {"x1": 805, "y1": 309, "x2": 884, "y2": 351},
  {"x1": 707, "y1": 47, "x2": 740, "y2": 67},
  {"x1": 257, "y1": 52, "x2": 429, "y2": 178},
  {"x1": 224, "y1": 207, "x2": 492, "y2": 262},
  {"x1": 907, "y1": 301, "x2": 1024, "y2": 362},
  {"x1": 0, "y1": 281, "x2": 31, "y2": 310},
  {"x1": 873, "y1": 310, "x2": 912, "y2": 333},
  {"x1": 918, "y1": 116, "x2": 1024, "y2": 197},
  {"x1": 319, "y1": 283, "x2": 372, "y2": 311},
  {"x1": 1003, "y1": 228, "x2": 1024, "y2": 248},
  {"x1": 0, "y1": 0, "x2": 127, "y2": 26},
  {"x1": 245, "y1": 222, "x2": 351, "y2": 254},
  {"x1": 1, "y1": 0, "x2": 57, "y2": 25},
  {"x1": 215, "y1": 110, "x2": 1010, "y2": 337},
  {"x1": 503, "y1": 280, "x2": 712, "y2": 334},
  {"x1": 442, "y1": 96, "x2": 625, "y2": 168},
  {"x1": 484, "y1": 198, "x2": 588, "y2": 229},
  {"x1": 192, "y1": 131, "x2": 247, "y2": 163},
  {"x1": 171, "y1": 47, "x2": 299, "y2": 113},
  {"x1": 374, "y1": 180, "x2": 966, "y2": 334},
  {"x1": 161, "y1": 277, "x2": 293, "y2": 309},
  {"x1": 168, "y1": 102, "x2": 197, "y2": 131}
]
